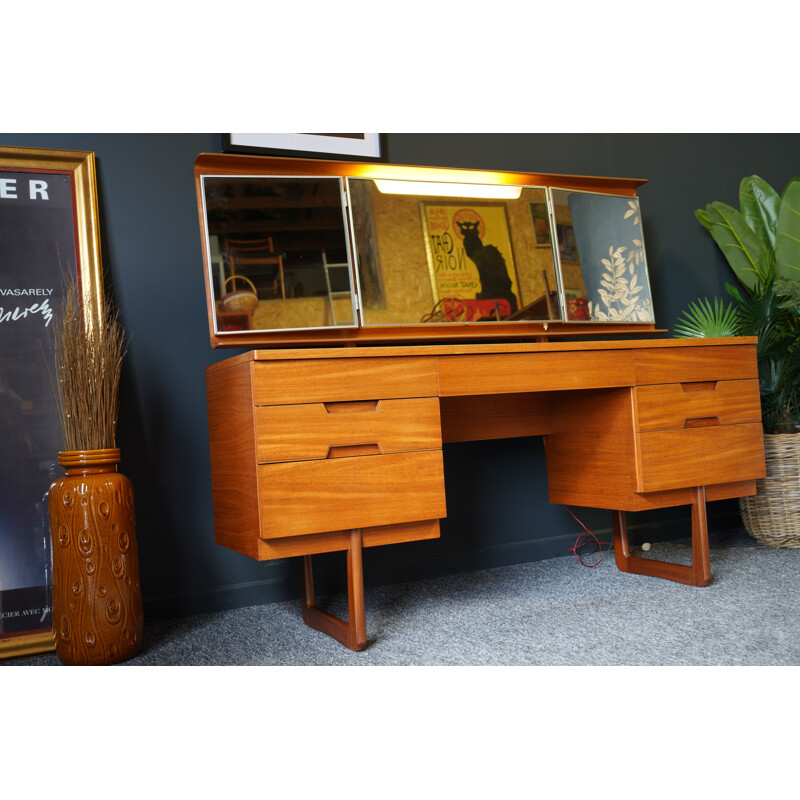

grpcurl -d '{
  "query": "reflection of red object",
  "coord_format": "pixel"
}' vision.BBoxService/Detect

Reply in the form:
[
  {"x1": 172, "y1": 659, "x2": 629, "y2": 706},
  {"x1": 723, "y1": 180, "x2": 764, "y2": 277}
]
[
  {"x1": 567, "y1": 296, "x2": 590, "y2": 320},
  {"x1": 442, "y1": 298, "x2": 511, "y2": 321}
]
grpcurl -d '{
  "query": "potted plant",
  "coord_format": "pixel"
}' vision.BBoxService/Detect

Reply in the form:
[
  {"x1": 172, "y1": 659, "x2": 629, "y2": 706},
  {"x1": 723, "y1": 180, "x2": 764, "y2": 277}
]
[{"x1": 675, "y1": 174, "x2": 800, "y2": 546}]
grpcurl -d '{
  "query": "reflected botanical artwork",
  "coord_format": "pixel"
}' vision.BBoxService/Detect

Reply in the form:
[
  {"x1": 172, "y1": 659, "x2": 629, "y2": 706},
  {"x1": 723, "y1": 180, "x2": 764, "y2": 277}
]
[
  {"x1": 588, "y1": 200, "x2": 651, "y2": 321},
  {"x1": 564, "y1": 194, "x2": 653, "y2": 323},
  {"x1": 590, "y1": 244, "x2": 652, "y2": 322}
]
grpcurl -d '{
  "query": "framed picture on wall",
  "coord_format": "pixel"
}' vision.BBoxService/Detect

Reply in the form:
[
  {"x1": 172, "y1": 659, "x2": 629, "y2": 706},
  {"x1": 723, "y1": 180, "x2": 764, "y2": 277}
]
[
  {"x1": 557, "y1": 223, "x2": 578, "y2": 262},
  {"x1": 420, "y1": 202, "x2": 520, "y2": 321},
  {"x1": 529, "y1": 201, "x2": 552, "y2": 248},
  {"x1": 223, "y1": 133, "x2": 385, "y2": 161},
  {"x1": 0, "y1": 146, "x2": 104, "y2": 661}
]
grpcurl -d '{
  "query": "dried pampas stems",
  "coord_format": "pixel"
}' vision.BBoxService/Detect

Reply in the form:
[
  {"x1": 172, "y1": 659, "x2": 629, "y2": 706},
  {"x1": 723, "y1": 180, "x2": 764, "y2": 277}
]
[{"x1": 52, "y1": 273, "x2": 127, "y2": 452}]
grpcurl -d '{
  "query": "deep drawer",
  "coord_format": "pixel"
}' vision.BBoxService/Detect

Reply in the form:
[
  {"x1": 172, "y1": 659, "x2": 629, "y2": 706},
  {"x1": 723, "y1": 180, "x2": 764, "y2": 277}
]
[
  {"x1": 256, "y1": 397, "x2": 442, "y2": 463},
  {"x1": 252, "y1": 356, "x2": 439, "y2": 405},
  {"x1": 637, "y1": 423, "x2": 765, "y2": 492},
  {"x1": 635, "y1": 379, "x2": 761, "y2": 431},
  {"x1": 257, "y1": 450, "x2": 447, "y2": 539}
]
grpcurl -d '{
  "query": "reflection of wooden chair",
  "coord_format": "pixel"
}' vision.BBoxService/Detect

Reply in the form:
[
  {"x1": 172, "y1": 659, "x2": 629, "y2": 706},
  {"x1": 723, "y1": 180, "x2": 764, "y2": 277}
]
[{"x1": 223, "y1": 237, "x2": 285, "y2": 299}]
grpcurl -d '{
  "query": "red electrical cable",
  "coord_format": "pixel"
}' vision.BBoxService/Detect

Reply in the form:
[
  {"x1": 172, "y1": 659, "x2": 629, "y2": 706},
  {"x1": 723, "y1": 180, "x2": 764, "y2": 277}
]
[{"x1": 564, "y1": 506, "x2": 611, "y2": 567}]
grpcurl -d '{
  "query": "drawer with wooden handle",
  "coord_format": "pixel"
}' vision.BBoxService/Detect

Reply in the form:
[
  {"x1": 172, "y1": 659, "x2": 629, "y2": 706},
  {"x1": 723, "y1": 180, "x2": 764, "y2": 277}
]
[
  {"x1": 634, "y1": 345, "x2": 758, "y2": 385},
  {"x1": 637, "y1": 422, "x2": 766, "y2": 492},
  {"x1": 258, "y1": 450, "x2": 447, "y2": 539},
  {"x1": 635, "y1": 379, "x2": 761, "y2": 431},
  {"x1": 252, "y1": 356, "x2": 439, "y2": 405},
  {"x1": 255, "y1": 397, "x2": 442, "y2": 463}
]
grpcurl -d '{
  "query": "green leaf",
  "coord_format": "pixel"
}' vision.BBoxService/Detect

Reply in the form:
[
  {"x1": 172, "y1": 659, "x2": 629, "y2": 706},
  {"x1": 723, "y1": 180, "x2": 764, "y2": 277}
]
[
  {"x1": 739, "y1": 175, "x2": 780, "y2": 258},
  {"x1": 775, "y1": 177, "x2": 800, "y2": 280},
  {"x1": 695, "y1": 208, "x2": 713, "y2": 232},
  {"x1": 724, "y1": 282, "x2": 745, "y2": 305},
  {"x1": 674, "y1": 297, "x2": 740, "y2": 338},
  {"x1": 774, "y1": 277, "x2": 800, "y2": 317},
  {"x1": 733, "y1": 278, "x2": 796, "y2": 350},
  {"x1": 706, "y1": 201, "x2": 771, "y2": 290},
  {"x1": 780, "y1": 176, "x2": 800, "y2": 201}
]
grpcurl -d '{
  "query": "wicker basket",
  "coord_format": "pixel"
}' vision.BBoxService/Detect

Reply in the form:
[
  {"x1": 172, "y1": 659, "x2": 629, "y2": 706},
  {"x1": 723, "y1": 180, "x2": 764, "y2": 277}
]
[
  {"x1": 740, "y1": 433, "x2": 800, "y2": 547},
  {"x1": 220, "y1": 275, "x2": 258, "y2": 314}
]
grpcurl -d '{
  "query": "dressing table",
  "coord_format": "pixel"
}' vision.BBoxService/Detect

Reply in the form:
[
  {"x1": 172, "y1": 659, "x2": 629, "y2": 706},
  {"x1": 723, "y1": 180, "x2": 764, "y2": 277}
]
[{"x1": 196, "y1": 153, "x2": 765, "y2": 651}]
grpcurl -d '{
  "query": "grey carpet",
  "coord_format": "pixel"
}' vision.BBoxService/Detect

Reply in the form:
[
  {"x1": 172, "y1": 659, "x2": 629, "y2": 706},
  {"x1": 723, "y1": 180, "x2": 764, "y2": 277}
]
[{"x1": 7, "y1": 529, "x2": 800, "y2": 666}]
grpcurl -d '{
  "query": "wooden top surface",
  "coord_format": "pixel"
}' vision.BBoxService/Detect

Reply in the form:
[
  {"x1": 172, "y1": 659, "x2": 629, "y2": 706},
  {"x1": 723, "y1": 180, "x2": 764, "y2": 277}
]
[{"x1": 206, "y1": 337, "x2": 758, "y2": 372}]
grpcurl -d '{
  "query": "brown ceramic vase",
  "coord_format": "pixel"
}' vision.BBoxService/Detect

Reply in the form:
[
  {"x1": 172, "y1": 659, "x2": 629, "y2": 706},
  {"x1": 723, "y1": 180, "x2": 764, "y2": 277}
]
[{"x1": 48, "y1": 448, "x2": 143, "y2": 665}]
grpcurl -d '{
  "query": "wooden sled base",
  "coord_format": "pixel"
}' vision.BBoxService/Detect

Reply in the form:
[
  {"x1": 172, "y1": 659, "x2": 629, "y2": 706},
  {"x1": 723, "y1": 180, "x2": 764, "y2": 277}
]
[
  {"x1": 613, "y1": 486, "x2": 711, "y2": 587},
  {"x1": 301, "y1": 528, "x2": 367, "y2": 651},
  {"x1": 299, "y1": 490, "x2": 712, "y2": 651}
]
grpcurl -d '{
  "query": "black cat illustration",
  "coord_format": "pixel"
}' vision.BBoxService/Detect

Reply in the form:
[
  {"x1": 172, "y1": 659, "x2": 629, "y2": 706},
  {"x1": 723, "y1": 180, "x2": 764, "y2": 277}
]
[{"x1": 456, "y1": 220, "x2": 518, "y2": 313}]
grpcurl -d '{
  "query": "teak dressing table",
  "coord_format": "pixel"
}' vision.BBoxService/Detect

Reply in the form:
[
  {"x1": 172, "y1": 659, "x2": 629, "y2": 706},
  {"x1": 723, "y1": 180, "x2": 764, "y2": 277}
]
[{"x1": 196, "y1": 154, "x2": 766, "y2": 651}]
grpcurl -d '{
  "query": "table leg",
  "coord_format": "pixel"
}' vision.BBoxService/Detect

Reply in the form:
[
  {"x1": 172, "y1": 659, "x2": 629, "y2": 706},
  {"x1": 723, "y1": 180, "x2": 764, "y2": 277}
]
[
  {"x1": 613, "y1": 486, "x2": 711, "y2": 587},
  {"x1": 301, "y1": 528, "x2": 368, "y2": 651}
]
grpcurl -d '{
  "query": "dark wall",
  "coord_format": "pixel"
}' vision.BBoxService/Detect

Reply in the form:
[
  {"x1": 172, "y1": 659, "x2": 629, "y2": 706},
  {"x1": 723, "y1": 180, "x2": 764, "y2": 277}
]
[{"x1": 2, "y1": 132, "x2": 797, "y2": 620}]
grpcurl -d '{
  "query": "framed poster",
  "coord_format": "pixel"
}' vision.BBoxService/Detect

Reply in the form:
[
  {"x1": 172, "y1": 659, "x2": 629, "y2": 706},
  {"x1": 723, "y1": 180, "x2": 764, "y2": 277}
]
[
  {"x1": 421, "y1": 203, "x2": 519, "y2": 320},
  {"x1": 223, "y1": 133, "x2": 385, "y2": 161},
  {"x1": 0, "y1": 146, "x2": 104, "y2": 660}
]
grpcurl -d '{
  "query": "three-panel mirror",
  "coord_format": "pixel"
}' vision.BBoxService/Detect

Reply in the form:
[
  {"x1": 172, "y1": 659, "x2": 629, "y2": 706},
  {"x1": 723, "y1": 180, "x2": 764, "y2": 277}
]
[{"x1": 197, "y1": 156, "x2": 655, "y2": 344}]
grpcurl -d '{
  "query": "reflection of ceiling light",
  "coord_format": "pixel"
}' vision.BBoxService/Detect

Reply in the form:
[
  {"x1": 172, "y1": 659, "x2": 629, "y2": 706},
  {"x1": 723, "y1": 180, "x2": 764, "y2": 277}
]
[{"x1": 374, "y1": 179, "x2": 522, "y2": 200}]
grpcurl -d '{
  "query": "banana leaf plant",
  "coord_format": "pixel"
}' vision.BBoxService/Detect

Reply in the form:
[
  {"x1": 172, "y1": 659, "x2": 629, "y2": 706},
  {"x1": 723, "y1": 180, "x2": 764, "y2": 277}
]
[{"x1": 677, "y1": 175, "x2": 800, "y2": 433}]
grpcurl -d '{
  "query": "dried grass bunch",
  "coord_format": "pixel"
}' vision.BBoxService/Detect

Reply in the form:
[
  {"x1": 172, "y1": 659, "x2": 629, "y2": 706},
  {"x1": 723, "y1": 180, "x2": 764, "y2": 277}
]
[{"x1": 52, "y1": 275, "x2": 127, "y2": 451}]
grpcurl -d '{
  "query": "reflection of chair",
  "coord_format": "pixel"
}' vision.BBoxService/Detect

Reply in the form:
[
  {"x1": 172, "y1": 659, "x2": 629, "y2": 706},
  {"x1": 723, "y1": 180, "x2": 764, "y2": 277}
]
[{"x1": 223, "y1": 237, "x2": 285, "y2": 299}]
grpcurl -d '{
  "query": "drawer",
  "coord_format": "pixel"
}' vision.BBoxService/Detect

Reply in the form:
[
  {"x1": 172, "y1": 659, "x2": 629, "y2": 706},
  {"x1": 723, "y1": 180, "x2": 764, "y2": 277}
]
[
  {"x1": 256, "y1": 397, "x2": 442, "y2": 462},
  {"x1": 252, "y1": 356, "x2": 439, "y2": 405},
  {"x1": 634, "y1": 345, "x2": 757, "y2": 385},
  {"x1": 635, "y1": 379, "x2": 761, "y2": 431},
  {"x1": 258, "y1": 450, "x2": 446, "y2": 539},
  {"x1": 438, "y1": 349, "x2": 635, "y2": 396},
  {"x1": 637, "y1": 423, "x2": 765, "y2": 492}
]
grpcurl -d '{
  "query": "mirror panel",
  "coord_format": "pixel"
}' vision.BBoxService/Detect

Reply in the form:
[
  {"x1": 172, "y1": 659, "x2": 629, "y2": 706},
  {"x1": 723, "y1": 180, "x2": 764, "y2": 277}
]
[
  {"x1": 347, "y1": 178, "x2": 561, "y2": 325},
  {"x1": 550, "y1": 188, "x2": 654, "y2": 323},
  {"x1": 201, "y1": 175, "x2": 355, "y2": 333}
]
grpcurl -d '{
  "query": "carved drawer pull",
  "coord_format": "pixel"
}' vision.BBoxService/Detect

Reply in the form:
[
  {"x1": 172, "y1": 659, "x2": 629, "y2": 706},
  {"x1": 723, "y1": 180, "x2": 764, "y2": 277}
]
[
  {"x1": 324, "y1": 400, "x2": 380, "y2": 414},
  {"x1": 684, "y1": 416, "x2": 720, "y2": 428},
  {"x1": 681, "y1": 381, "x2": 718, "y2": 392},
  {"x1": 326, "y1": 443, "x2": 383, "y2": 458}
]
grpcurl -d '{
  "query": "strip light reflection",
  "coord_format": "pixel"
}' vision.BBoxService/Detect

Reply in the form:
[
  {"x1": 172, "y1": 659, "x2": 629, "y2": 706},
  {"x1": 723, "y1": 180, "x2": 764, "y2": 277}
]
[{"x1": 374, "y1": 179, "x2": 522, "y2": 200}]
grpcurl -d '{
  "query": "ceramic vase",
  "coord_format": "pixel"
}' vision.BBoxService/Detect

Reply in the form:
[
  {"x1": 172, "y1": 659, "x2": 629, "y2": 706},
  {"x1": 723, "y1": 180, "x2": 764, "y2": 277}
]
[{"x1": 48, "y1": 448, "x2": 144, "y2": 665}]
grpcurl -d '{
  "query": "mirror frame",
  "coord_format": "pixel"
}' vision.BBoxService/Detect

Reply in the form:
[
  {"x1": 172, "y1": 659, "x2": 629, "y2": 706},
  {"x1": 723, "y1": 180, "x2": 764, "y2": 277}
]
[{"x1": 195, "y1": 152, "x2": 657, "y2": 348}]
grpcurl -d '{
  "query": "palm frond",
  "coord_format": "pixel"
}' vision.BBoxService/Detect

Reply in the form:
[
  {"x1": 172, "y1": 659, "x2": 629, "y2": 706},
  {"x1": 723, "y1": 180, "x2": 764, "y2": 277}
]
[{"x1": 673, "y1": 297, "x2": 741, "y2": 338}]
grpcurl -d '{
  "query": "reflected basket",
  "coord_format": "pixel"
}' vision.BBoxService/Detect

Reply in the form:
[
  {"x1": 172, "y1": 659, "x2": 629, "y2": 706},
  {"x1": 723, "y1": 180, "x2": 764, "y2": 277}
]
[{"x1": 220, "y1": 275, "x2": 259, "y2": 314}]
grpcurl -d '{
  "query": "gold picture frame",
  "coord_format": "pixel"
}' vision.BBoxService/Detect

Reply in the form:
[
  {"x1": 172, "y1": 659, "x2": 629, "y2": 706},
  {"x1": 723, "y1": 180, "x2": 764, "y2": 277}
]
[{"x1": 0, "y1": 146, "x2": 104, "y2": 661}]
